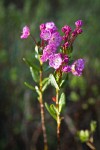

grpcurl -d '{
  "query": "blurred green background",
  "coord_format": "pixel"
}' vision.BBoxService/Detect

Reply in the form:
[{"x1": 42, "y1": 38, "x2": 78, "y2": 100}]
[{"x1": 0, "y1": 0, "x2": 100, "y2": 150}]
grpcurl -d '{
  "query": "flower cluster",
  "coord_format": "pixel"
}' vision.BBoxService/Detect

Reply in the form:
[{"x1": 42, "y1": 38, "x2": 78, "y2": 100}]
[
  {"x1": 62, "y1": 20, "x2": 83, "y2": 50},
  {"x1": 20, "y1": 20, "x2": 85, "y2": 76},
  {"x1": 62, "y1": 58, "x2": 85, "y2": 76},
  {"x1": 39, "y1": 21, "x2": 84, "y2": 76},
  {"x1": 40, "y1": 22, "x2": 62, "y2": 63}
]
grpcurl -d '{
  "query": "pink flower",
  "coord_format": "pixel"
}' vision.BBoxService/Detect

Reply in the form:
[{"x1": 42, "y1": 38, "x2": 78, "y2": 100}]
[
  {"x1": 49, "y1": 53, "x2": 62, "y2": 69},
  {"x1": 40, "y1": 23, "x2": 45, "y2": 31},
  {"x1": 45, "y1": 22, "x2": 57, "y2": 32},
  {"x1": 71, "y1": 30, "x2": 77, "y2": 37},
  {"x1": 62, "y1": 66, "x2": 71, "y2": 72},
  {"x1": 62, "y1": 25, "x2": 72, "y2": 34},
  {"x1": 40, "y1": 30, "x2": 51, "y2": 41},
  {"x1": 77, "y1": 28, "x2": 83, "y2": 34},
  {"x1": 49, "y1": 32, "x2": 62, "y2": 47},
  {"x1": 20, "y1": 26, "x2": 30, "y2": 39},
  {"x1": 75, "y1": 20, "x2": 83, "y2": 28},
  {"x1": 63, "y1": 42, "x2": 69, "y2": 49},
  {"x1": 41, "y1": 44, "x2": 57, "y2": 62},
  {"x1": 71, "y1": 59, "x2": 85, "y2": 76}
]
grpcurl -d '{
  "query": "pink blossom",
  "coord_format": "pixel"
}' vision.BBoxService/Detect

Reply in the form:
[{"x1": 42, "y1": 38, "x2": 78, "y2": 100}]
[
  {"x1": 40, "y1": 23, "x2": 45, "y2": 31},
  {"x1": 75, "y1": 20, "x2": 83, "y2": 28},
  {"x1": 45, "y1": 22, "x2": 57, "y2": 32},
  {"x1": 20, "y1": 26, "x2": 30, "y2": 39},
  {"x1": 40, "y1": 30, "x2": 51, "y2": 41},
  {"x1": 63, "y1": 42, "x2": 69, "y2": 49},
  {"x1": 71, "y1": 59, "x2": 85, "y2": 76},
  {"x1": 41, "y1": 44, "x2": 57, "y2": 62},
  {"x1": 62, "y1": 25, "x2": 72, "y2": 34},
  {"x1": 62, "y1": 66, "x2": 71, "y2": 72},
  {"x1": 49, "y1": 32, "x2": 62, "y2": 47},
  {"x1": 49, "y1": 53, "x2": 62, "y2": 69},
  {"x1": 77, "y1": 28, "x2": 83, "y2": 34}
]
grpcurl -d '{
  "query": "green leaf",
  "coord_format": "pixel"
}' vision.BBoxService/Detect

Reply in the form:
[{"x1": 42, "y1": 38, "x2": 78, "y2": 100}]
[
  {"x1": 24, "y1": 82, "x2": 35, "y2": 91},
  {"x1": 59, "y1": 79, "x2": 65, "y2": 87},
  {"x1": 35, "y1": 86, "x2": 41, "y2": 96},
  {"x1": 49, "y1": 74, "x2": 59, "y2": 90},
  {"x1": 23, "y1": 58, "x2": 39, "y2": 82},
  {"x1": 79, "y1": 130, "x2": 89, "y2": 143},
  {"x1": 23, "y1": 57, "x2": 32, "y2": 66},
  {"x1": 42, "y1": 78, "x2": 50, "y2": 92},
  {"x1": 35, "y1": 45, "x2": 39, "y2": 54},
  {"x1": 35, "y1": 45, "x2": 40, "y2": 60},
  {"x1": 45, "y1": 103, "x2": 57, "y2": 120},
  {"x1": 59, "y1": 92, "x2": 66, "y2": 113},
  {"x1": 23, "y1": 58, "x2": 39, "y2": 71},
  {"x1": 30, "y1": 66, "x2": 39, "y2": 82},
  {"x1": 59, "y1": 74, "x2": 69, "y2": 88},
  {"x1": 50, "y1": 104, "x2": 59, "y2": 115},
  {"x1": 42, "y1": 78, "x2": 49, "y2": 85},
  {"x1": 90, "y1": 121, "x2": 97, "y2": 133}
]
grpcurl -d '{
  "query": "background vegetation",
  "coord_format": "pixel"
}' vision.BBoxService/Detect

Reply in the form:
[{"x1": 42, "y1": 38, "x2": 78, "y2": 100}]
[{"x1": 0, "y1": 0, "x2": 100, "y2": 150}]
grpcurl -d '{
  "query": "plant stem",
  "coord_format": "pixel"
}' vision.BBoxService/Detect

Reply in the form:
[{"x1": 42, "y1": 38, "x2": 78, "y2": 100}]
[
  {"x1": 30, "y1": 34, "x2": 37, "y2": 45},
  {"x1": 56, "y1": 88, "x2": 61, "y2": 150},
  {"x1": 39, "y1": 60, "x2": 48, "y2": 150},
  {"x1": 86, "y1": 141, "x2": 96, "y2": 150}
]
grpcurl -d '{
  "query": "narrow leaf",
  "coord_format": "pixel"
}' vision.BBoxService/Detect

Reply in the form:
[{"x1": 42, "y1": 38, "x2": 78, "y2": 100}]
[
  {"x1": 24, "y1": 82, "x2": 35, "y2": 91},
  {"x1": 59, "y1": 92, "x2": 66, "y2": 112},
  {"x1": 45, "y1": 103, "x2": 57, "y2": 120},
  {"x1": 23, "y1": 57, "x2": 32, "y2": 66},
  {"x1": 42, "y1": 78, "x2": 49, "y2": 85},
  {"x1": 23, "y1": 58, "x2": 39, "y2": 71},
  {"x1": 42, "y1": 78, "x2": 50, "y2": 92},
  {"x1": 30, "y1": 67, "x2": 39, "y2": 82},
  {"x1": 59, "y1": 79, "x2": 65, "y2": 87},
  {"x1": 35, "y1": 86, "x2": 41, "y2": 96},
  {"x1": 90, "y1": 121, "x2": 97, "y2": 133},
  {"x1": 50, "y1": 104, "x2": 59, "y2": 115},
  {"x1": 35, "y1": 45, "x2": 39, "y2": 54},
  {"x1": 49, "y1": 74, "x2": 59, "y2": 90}
]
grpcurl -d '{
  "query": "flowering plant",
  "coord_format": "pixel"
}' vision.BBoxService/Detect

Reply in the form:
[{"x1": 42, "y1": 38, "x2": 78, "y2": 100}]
[{"x1": 20, "y1": 20, "x2": 96, "y2": 150}]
